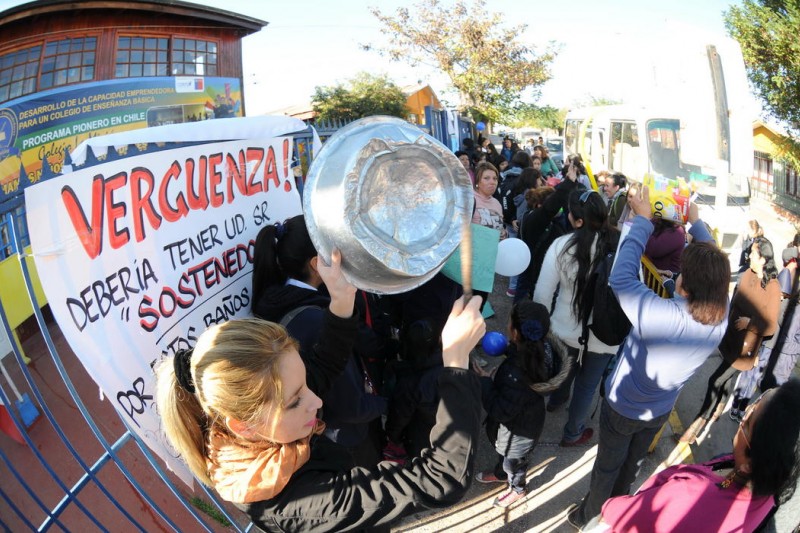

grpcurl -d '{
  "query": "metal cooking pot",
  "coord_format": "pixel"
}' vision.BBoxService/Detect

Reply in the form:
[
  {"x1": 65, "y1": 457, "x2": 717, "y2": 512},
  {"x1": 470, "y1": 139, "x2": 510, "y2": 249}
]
[{"x1": 303, "y1": 116, "x2": 473, "y2": 294}]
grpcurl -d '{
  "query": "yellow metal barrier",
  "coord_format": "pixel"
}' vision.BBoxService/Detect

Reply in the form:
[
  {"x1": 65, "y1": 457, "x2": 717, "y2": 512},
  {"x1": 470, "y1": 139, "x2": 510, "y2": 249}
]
[{"x1": 641, "y1": 255, "x2": 671, "y2": 299}]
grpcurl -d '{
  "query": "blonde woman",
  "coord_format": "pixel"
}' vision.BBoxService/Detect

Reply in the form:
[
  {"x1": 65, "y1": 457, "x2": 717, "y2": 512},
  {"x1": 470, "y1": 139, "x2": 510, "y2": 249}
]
[{"x1": 156, "y1": 250, "x2": 486, "y2": 532}]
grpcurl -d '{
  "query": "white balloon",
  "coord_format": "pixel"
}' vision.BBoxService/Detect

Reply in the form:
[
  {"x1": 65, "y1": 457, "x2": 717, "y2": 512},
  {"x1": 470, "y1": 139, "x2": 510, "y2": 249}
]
[{"x1": 495, "y1": 238, "x2": 531, "y2": 277}]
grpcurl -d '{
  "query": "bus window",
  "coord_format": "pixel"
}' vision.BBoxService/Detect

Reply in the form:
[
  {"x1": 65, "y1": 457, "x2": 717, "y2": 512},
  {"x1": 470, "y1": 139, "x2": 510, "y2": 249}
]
[
  {"x1": 646, "y1": 119, "x2": 681, "y2": 178},
  {"x1": 597, "y1": 128, "x2": 606, "y2": 167},
  {"x1": 583, "y1": 125, "x2": 593, "y2": 159},
  {"x1": 610, "y1": 122, "x2": 622, "y2": 171},
  {"x1": 565, "y1": 119, "x2": 581, "y2": 155},
  {"x1": 611, "y1": 121, "x2": 641, "y2": 178}
]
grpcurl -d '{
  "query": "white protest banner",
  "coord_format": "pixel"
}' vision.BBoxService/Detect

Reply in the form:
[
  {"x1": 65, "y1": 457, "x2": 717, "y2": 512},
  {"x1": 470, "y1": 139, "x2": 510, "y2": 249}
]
[{"x1": 25, "y1": 137, "x2": 302, "y2": 484}]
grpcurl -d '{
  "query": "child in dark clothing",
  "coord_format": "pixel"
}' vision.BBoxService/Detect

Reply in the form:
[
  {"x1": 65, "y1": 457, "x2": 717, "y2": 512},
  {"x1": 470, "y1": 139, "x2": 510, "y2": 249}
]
[
  {"x1": 381, "y1": 274, "x2": 463, "y2": 463},
  {"x1": 472, "y1": 301, "x2": 572, "y2": 507}
]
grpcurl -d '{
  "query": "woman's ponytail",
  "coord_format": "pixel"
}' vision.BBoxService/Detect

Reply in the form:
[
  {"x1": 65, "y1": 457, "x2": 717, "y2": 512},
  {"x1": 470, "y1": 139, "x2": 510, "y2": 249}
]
[{"x1": 155, "y1": 356, "x2": 212, "y2": 485}]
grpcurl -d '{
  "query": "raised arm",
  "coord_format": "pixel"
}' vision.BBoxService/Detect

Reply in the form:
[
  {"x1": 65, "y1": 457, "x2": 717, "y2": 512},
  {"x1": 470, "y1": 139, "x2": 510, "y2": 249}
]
[
  {"x1": 610, "y1": 185, "x2": 665, "y2": 332},
  {"x1": 305, "y1": 249, "x2": 359, "y2": 396},
  {"x1": 318, "y1": 248, "x2": 356, "y2": 318},
  {"x1": 686, "y1": 200, "x2": 715, "y2": 244}
]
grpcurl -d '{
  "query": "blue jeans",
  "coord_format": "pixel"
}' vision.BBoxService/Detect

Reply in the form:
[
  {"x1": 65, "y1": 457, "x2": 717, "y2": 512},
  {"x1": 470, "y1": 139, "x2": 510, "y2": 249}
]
[
  {"x1": 513, "y1": 269, "x2": 532, "y2": 302},
  {"x1": 548, "y1": 347, "x2": 613, "y2": 437},
  {"x1": 575, "y1": 398, "x2": 670, "y2": 526},
  {"x1": 563, "y1": 349, "x2": 614, "y2": 442},
  {"x1": 502, "y1": 456, "x2": 528, "y2": 493}
]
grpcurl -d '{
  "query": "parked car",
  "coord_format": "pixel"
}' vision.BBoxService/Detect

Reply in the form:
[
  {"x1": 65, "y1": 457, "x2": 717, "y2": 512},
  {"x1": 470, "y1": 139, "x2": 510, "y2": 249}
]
[{"x1": 545, "y1": 137, "x2": 564, "y2": 170}]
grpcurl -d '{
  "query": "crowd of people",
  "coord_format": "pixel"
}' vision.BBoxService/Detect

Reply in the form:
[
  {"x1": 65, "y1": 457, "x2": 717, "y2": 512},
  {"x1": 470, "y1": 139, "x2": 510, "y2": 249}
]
[{"x1": 154, "y1": 133, "x2": 800, "y2": 532}]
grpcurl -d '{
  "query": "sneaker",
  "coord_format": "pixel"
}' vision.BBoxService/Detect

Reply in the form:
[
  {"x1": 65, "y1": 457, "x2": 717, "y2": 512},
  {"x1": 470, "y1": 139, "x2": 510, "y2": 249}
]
[
  {"x1": 476, "y1": 470, "x2": 505, "y2": 484},
  {"x1": 566, "y1": 503, "x2": 586, "y2": 531},
  {"x1": 382, "y1": 441, "x2": 407, "y2": 465},
  {"x1": 729, "y1": 408, "x2": 743, "y2": 423},
  {"x1": 505, "y1": 288, "x2": 516, "y2": 297},
  {"x1": 560, "y1": 428, "x2": 594, "y2": 447},
  {"x1": 493, "y1": 489, "x2": 527, "y2": 507}
]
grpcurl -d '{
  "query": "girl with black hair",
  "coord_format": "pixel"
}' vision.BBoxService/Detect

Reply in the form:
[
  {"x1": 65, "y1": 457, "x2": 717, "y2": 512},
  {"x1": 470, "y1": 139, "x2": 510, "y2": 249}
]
[
  {"x1": 682, "y1": 236, "x2": 782, "y2": 443},
  {"x1": 251, "y1": 215, "x2": 388, "y2": 467},
  {"x1": 471, "y1": 301, "x2": 572, "y2": 507},
  {"x1": 533, "y1": 188, "x2": 622, "y2": 447},
  {"x1": 510, "y1": 168, "x2": 542, "y2": 236},
  {"x1": 565, "y1": 154, "x2": 590, "y2": 189},
  {"x1": 644, "y1": 218, "x2": 686, "y2": 273},
  {"x1": 597, "y1": 379, "x2": 800, "y2": 532}
]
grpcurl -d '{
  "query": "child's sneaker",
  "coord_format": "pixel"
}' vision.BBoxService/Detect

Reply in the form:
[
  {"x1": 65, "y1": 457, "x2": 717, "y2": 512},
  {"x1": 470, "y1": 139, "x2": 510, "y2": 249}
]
[
  {"x1": 493, "y1": 489, "x2": 527, "y2": 507},
  {"x1": 476, "y1": 470, "x2": 505, "y2": 484},
  {"x1": 382, "y1": 441, "x2": 407, "y2": 465}
]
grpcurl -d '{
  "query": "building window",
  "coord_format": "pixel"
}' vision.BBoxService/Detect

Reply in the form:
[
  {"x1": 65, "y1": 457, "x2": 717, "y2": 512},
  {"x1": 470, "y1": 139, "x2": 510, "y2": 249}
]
[
  {"x1": 787, "y1": 163, "x2": 799, "y2": 199},
  {"x1": 40, "y1": 37, "x2": 96, "y2": 90},
  {"x1": 114, "y1": 36, "x2": 218, "y2": 78},
  {"x1": 115, "y1": 37, "x2": 169, "y2": 78},
  {"x1": 0, "y1": 45, "x2": 41, "y2": 102},
  {"x1": 171, "y1": 38, "x2": 217, "y2": 76}
]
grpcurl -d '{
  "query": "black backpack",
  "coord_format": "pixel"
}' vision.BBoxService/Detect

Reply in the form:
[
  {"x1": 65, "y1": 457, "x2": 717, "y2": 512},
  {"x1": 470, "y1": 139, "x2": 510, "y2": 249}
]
[
  {"x1": 579, "y1": 250, "x2": 632, "y2": 348},
  {"x1": 499, "y1": 171, "x2": 520, "y2": 225}
]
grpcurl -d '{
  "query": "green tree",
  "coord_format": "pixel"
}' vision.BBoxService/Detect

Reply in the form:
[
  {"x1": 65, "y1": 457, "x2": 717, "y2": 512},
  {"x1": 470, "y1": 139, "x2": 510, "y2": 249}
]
[
  {"x1": 365, "y1": 0, "x2": 556, "y2": 126},
  {"x1": 725, "y1": 1, "x2": 800, "y2": 164},
  {"x1": 312, "y1": 72, "x2": 409, "y2": 121},
  {"x1": 504, "y1": 104, "x2": 567, "y2": 132}
]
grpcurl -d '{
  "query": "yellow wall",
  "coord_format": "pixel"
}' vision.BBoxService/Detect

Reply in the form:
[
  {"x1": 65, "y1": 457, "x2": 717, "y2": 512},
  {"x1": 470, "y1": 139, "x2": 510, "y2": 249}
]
[
  {"x1": 753, "y1": 125, "x2": 781, "y2": 155},
  {"x1": 0, "y1": 246, "x2": 47, "y2": 329},
  {"x1": 405, "y1": 86, "x2": 442, "y2": 123}
]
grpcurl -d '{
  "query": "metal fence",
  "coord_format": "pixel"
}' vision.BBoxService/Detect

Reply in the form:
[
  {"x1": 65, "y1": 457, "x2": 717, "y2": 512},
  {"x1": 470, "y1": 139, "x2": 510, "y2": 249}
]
[{"x1": 0, "y1": 157, "x2": 253, "y2": 531}]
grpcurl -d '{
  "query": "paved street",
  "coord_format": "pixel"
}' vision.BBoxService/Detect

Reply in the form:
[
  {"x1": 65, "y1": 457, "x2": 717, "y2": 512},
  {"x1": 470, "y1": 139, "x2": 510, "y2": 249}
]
[{"x1": 395, "y1": 197, "x2": 800, "y2": 532}]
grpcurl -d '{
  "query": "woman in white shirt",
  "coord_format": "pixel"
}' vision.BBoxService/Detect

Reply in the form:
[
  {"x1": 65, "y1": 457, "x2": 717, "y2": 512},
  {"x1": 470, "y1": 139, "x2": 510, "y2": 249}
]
[{"x1": 533, "y1": 189, "x2": 621, "y2": 446}]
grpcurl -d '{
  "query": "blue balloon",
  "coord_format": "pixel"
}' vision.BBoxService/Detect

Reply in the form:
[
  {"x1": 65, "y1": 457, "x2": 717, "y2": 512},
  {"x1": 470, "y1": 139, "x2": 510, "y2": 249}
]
[
  {"x1": 476, "y1": 121, "x2": 486, "y2": 131},
  {"x1": 481, "y1": 331, "x2": 508, "y2": 356}
]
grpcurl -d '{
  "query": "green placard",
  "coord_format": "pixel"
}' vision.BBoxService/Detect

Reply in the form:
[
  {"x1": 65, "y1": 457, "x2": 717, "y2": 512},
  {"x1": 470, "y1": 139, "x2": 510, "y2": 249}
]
[{"x1": 440, "y1": 223, "x2": 500, "y2": 292}]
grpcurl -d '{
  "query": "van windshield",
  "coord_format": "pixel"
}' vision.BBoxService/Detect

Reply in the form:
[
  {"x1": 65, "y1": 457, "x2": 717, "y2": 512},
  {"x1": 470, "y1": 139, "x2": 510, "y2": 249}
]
[{"x1": 646, "y1": 119, "x2": 681, "y2": 178}]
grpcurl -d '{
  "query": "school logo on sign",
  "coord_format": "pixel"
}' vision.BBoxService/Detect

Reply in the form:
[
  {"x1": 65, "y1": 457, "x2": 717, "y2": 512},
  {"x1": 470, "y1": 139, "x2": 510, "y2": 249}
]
[
  {"x1": 174, "y1": 77, "x2": 204, "y2": 93},
  {"x1": 0, "y1": 108, "x2": 19, "y2": 158},
  {"x1": 0, "y1": 108, "x2": 22, "y2": 194}
]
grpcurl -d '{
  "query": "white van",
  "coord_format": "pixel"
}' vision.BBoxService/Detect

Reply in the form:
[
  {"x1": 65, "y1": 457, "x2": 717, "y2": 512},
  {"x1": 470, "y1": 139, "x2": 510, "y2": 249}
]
[{"x1": 564, "y1": 104, "x2": 751, "y2": 253}]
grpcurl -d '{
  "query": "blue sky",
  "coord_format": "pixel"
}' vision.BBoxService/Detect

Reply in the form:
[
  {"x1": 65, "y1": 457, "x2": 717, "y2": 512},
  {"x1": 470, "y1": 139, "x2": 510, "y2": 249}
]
[{"x1": 0, "y1": 0, "x2": 751, "y2": 116}]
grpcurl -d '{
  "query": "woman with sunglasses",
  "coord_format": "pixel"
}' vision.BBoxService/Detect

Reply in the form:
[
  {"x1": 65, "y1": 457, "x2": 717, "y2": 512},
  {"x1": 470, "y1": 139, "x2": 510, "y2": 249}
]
[
  {"x1": 533, "y1": 187, "x2": 620, "y2": 446},
  {"x1": 590, "y1": 379, "x2": 800, "y2": 532}
]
